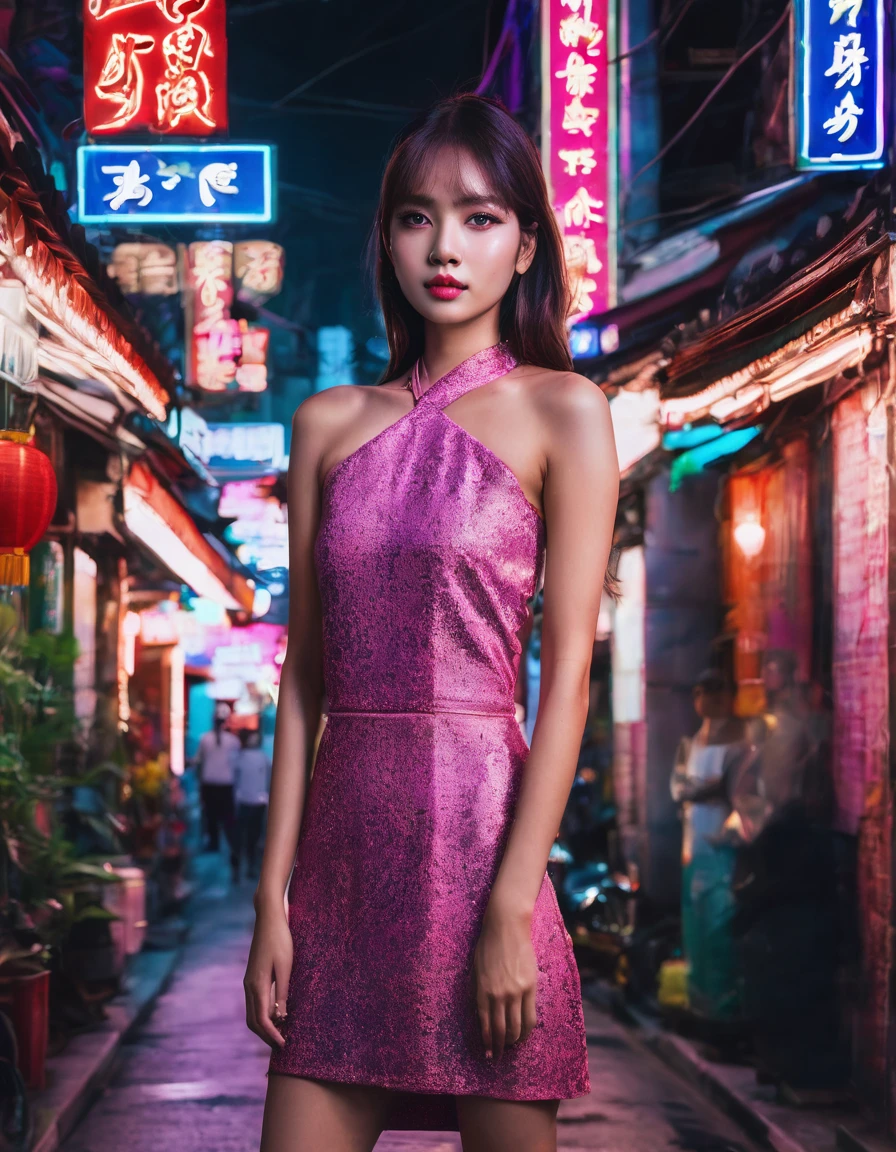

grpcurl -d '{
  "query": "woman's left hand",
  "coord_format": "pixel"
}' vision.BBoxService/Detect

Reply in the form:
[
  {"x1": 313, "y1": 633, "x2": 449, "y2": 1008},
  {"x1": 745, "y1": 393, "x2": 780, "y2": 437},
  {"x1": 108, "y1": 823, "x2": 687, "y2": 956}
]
[{"x1": 473, "y1": 903, "x2": 538, "y2": 1062}]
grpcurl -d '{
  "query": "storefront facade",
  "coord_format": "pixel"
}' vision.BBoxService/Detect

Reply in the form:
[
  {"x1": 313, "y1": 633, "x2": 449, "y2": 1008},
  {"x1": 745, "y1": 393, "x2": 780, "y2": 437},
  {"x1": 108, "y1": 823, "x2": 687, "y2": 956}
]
[{"x1": 648, "y1": 219, "x2": 896, "y2": 1122}]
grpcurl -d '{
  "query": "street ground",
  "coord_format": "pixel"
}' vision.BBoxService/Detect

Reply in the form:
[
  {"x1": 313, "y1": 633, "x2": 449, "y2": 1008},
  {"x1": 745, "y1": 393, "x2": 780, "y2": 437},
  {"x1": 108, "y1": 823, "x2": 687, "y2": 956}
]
[{"x1": 61, "y1": 854, "x2": 760, "y2": 1152}]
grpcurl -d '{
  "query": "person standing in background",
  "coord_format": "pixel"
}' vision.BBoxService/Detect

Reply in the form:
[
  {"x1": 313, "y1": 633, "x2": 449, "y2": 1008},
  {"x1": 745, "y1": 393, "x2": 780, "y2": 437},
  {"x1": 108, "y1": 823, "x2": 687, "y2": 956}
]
[
  {"x1": 671, "y1": 668, "x2": 748, "y2": 1025},
  {"x1": 235, "y1": 728, "x2": 272, "y2": 881},
  {"x1": 196, "y1": 702, "x2": 240, "y2": 884},
  {"x1": 733, "y1": 649, "x2": 846, "y2": 1090}
]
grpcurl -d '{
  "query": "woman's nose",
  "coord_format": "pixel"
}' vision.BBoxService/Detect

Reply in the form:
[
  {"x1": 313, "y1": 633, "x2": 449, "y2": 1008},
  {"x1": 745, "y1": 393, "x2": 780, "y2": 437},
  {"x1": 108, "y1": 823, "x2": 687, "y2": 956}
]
[{"x1": 428, "y1": 224, "x2": 462, "y2": 267}]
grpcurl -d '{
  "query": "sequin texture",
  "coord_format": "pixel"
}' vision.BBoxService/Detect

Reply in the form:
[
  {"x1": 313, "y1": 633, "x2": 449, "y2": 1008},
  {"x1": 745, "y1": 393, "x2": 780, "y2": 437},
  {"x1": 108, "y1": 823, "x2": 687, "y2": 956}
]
[{"x1": 267, "y1": 344, "x2": 591, "y2": 1131}]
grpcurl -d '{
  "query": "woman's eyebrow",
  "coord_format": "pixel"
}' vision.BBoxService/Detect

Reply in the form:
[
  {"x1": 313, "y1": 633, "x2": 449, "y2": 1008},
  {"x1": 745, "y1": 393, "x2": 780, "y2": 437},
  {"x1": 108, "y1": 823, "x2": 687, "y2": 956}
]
[
  {"x1": 398, "y1": 192, "x2": 504, "y2": 209},
  {"x1": 396, "y1": 192, "x2": 428, "y2": 206},
  {"x1": 453, "y1": 193, "x2": 504, "y2": 209}
]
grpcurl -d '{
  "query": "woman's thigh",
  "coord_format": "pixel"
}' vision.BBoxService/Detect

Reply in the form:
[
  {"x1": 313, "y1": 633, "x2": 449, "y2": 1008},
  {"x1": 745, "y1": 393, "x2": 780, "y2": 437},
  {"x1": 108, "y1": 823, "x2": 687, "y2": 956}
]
[
  {"x1": 261, "y1": 1073, "x2": 390, "y2": 1152},
  {"x1": 456, "y1": 1095, "x2": 560, "y2": 1152}
]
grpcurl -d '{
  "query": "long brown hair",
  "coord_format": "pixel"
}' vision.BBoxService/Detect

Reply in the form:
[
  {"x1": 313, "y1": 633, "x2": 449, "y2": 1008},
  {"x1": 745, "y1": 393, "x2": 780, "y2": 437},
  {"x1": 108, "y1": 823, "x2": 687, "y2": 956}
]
[{"x1": 368, "y1": 93, "x2": 573, "y2": 383}]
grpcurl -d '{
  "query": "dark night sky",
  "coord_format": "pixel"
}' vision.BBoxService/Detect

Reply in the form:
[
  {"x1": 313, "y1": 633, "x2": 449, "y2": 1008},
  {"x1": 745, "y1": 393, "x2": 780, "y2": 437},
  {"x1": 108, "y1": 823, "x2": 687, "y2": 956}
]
[{"x1": 224, "y1": 0, "x2": 499, "y2": 354}]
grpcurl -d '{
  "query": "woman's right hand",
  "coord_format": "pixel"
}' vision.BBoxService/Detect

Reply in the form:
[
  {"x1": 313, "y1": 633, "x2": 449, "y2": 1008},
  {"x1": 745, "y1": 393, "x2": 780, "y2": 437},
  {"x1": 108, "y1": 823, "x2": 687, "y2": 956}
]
[{"x1": 244, "y1": 900, "x2": 293, "y2": 1050}]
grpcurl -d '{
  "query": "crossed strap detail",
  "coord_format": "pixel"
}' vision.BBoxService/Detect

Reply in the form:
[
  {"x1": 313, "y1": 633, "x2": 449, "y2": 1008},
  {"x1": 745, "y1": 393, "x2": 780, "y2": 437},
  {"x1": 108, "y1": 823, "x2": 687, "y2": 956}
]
[{"x1": 409, "y1": 341, "x2": 519, "y2": 409}]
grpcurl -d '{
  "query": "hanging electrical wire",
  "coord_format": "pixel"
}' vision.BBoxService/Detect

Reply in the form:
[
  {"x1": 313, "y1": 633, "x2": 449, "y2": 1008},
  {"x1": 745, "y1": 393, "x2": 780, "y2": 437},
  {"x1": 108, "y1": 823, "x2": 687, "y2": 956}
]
[
  {"x1": 611, "y1": 0, "x2": 697, "y2": 65},
  {"x1": 231, "y1": 95, "x2": 414, "y2": 120},
  {"x1": 271, "y1": 0, "x2": 478, "y2": 108},
  {"x1": 620, "y1": 4, "x2": 791, "y2": 209}
]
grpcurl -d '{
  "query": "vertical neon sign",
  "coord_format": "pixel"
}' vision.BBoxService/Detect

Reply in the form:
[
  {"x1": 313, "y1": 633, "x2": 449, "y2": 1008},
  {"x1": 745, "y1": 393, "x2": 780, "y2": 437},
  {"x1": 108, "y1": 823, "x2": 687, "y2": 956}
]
[
  {"x1": 542, "y1": 0, "x2": 617, "y2": 322},
  {"x1": 794, "y1": 0, "x2": 885, "y2": 170},
  {"x1": 84, "y1": 0, "x2": 228, "y2": 136}
]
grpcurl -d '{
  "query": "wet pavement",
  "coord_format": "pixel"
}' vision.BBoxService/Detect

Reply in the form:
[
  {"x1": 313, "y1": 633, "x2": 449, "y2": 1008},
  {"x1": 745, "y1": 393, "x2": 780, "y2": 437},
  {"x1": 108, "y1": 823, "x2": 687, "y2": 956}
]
[{"x1": 62, "y1": 853, "x2": 761, "y2": 1152}]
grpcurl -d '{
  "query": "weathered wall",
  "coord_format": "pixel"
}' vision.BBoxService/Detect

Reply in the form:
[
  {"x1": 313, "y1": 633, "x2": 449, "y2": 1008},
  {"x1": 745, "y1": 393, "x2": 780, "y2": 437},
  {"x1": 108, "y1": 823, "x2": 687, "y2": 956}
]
[
  {"x1": 832, "y1": 381, "x2": 892, "y2": 1117},
  {"x1": 642, "y1": 467, "x2": 723, "y2": 911}
]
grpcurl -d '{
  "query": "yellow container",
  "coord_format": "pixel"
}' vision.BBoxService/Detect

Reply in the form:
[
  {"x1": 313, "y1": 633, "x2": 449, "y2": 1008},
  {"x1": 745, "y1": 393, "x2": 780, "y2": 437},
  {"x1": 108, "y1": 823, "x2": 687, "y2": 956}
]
[{"x1": 657, "y1": 958, "x2": 690, "y2": 1010}]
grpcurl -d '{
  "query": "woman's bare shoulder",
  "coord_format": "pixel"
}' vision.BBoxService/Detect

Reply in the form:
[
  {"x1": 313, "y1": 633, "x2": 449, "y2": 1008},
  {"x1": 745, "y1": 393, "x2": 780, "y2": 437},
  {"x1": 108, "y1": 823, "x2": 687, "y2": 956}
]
[
  {"x1": 291, "y1": 379, "x2": 408, "y2": 432},
  {"x1": 291, "y1": 384, "x2": 369, "y2": 435},
  {"x1": 514, "y1": 364, "x2": 610, "y2": 424}
]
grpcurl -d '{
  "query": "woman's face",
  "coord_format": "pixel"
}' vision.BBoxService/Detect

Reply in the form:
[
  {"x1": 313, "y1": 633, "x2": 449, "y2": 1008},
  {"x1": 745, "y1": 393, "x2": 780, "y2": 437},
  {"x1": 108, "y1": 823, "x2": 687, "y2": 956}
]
[
  {"x1": 388, "y1": 146, "x2": 536, "y2": 331},
  {"x1": 693, "y1": 686, "x2": 732, "y2": 722}
]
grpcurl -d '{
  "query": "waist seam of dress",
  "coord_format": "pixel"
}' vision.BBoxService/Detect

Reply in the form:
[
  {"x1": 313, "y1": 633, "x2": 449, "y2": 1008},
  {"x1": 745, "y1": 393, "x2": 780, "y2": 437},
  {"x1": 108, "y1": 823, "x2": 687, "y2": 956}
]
[{"x1": 327, "y1": 706, "x2": 516, "y2": 718}]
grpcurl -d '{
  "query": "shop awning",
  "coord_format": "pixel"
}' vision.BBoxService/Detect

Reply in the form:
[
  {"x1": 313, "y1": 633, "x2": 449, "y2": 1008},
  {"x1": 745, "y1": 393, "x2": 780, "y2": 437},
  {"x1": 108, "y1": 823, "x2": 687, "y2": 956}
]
[
  {"x1": 123, "y1": 461, "x2": 255, "y2": 613},
  {"x1": 655, "y1": 211, "x2": 892, "y2": 427},
  {"x1": 660, "y1": 212, "x2": 890, "y2": 399},
  {"x1": 34, "y1": 373, "x2": 148, "y2": 450},
  {"x1": 575, "y1": 179, "x2": 827, "y2": 382},
  {"x1": 0, "y1": 170, "x2": 172, "y2": 421}
]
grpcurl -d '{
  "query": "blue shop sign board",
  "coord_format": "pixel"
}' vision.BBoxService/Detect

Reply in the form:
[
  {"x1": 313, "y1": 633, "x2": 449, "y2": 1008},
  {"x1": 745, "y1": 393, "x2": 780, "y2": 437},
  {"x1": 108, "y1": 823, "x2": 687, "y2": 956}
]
[
  {"x1": 795, "y1": 0, "x2": 885, "y2": 170},
  {"x1": 569, "y1": 322, "x2": 620, "y2": 360},
  {"x1": 77, "y1": 144, "x2": 276, "y2": 224}
]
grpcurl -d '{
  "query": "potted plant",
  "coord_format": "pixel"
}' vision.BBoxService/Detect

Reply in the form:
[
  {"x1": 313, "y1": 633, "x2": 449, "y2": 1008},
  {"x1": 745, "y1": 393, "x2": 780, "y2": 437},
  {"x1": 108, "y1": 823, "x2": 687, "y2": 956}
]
[
  {"x1": 0, "y1": 931, "x2": 50, "y2": 1092},
  {"x1": 0, "y1": 655, "x2": 56, "y2": 1090},
  {"x1": 0, "y1": 613, "x2": 125, "y2": 1067}
]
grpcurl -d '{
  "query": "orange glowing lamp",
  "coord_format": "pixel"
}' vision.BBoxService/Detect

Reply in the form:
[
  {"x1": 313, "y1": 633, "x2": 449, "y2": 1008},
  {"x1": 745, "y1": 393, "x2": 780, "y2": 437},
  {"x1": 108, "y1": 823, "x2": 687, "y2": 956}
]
[{"x1": 0, "y1": 432, "x2": 58, "y2": 587}]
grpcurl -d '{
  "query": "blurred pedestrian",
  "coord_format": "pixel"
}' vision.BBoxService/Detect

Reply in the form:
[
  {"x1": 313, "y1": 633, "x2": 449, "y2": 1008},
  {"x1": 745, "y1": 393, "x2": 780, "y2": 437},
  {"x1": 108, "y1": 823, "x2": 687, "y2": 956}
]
[
  {"x1": 196, "y1": 702, "x2": 240, "y2": 883},
  {"x1": 733, "y1": 648, "x2": 846, "y2": 1089},
  {"x1": 671, "y1": 668, "x2": 748, "y2": 1024},
  {"x1": 235, "y1": 728, "x2": 271, "y2": 881}
]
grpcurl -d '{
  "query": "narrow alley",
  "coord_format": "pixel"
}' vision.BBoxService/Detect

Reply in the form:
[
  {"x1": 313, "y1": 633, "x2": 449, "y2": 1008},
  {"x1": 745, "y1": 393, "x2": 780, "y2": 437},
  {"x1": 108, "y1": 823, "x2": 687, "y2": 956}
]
[{"x1": 59, "y1": 857, "x2": 759, "y2": 1152}]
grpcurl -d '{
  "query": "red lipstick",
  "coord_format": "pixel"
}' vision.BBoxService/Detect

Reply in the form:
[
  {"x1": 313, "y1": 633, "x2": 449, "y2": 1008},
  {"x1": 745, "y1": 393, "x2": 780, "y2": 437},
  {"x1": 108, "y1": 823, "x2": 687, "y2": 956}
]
[{"x1": 425, "y1": 273, "x2": 466, "y2": 300}]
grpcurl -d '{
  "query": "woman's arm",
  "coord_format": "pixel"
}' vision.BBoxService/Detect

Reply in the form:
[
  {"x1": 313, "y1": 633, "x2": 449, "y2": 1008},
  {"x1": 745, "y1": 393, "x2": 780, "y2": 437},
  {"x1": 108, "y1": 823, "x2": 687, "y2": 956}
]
[
  {"x1": 244, "y1": 396, "x2": 327, "y2": 1048},
  {"x1": 253, "y1": 400, "x2": 326, "y2": 913},
  {"x1": 670, "y1": 736, "x2": 693, "y2": 803},
  {"x1": 475, "y1": 373, "x2": 618, "y2": 1061}
]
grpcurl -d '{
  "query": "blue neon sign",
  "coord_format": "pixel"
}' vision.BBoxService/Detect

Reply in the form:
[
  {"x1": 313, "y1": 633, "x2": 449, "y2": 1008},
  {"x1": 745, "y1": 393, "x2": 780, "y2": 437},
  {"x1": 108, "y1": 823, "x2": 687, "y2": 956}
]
[
  {"x1": 794, "y1": 0, "x2": 886, "y2": 170},
  {"x1": 77, "y1": 144, "x2": 276, "y2": 224},
  {"x1": 569, "y1": 322, "x2": 620, "y2": 360}
]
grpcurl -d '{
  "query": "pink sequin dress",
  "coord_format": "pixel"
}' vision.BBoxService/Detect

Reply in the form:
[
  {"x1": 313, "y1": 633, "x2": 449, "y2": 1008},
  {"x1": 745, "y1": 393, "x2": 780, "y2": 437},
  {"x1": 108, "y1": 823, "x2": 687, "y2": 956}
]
[{"x1": 267, "y1": 342, "x2": 590, "y2": 1130}]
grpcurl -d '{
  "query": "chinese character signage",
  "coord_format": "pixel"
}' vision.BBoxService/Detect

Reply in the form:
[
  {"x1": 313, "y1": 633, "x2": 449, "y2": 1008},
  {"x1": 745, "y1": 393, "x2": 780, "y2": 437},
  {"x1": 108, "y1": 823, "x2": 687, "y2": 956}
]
[
  {"x1": 77, "y1": 144, "x2": 275, "y2": 224},
  {"x1": 185, "y1": 239, "x2": 233, "y2": 389},
  {"x1": 234, "y1": 241, "x2": 285, "y2": 305},
  {"x1": 541, "y1": 0, "x2": 616, "y2": 321},
  {"x1": 794, "y1": 0, "x2": 885, "y2": 170},
  {"x1": 108, "y1": 242, "x2": 179, "y2": 294},
  {"x1": 195, "y1": 317, "x2": 242, "y2": 392},
  {"x1": 84, "y1": 0, "x2": 227, "y2": 136},
  {"x1": 182, "y1": 241, "x2": 271, "y2": 392},
  {"x1": 235, "y1": 326, "x2": 270, "y2": 393}
]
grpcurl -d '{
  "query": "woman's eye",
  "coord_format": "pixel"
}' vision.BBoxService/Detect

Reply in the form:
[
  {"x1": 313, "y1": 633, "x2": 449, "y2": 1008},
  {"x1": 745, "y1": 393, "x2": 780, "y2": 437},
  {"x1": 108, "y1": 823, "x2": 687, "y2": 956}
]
[
  {"x1": 399, "y1": 211, "x2": 428, "y2": 226},
  {"x1": 469, "y1": 212, "x2": 499, "y2": 227}
]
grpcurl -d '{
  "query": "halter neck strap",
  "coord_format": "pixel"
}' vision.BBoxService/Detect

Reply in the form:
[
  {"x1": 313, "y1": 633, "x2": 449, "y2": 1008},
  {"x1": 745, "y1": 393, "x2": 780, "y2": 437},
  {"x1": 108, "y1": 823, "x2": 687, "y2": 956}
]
[{"x1": 410, "y1": 342, "x2": 518, "y2": 409}]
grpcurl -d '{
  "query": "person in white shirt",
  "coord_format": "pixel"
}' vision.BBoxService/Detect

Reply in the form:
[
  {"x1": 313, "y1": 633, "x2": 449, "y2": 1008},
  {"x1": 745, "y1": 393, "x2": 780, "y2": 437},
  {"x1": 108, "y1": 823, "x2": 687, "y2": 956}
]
[
  {"x1": 234, "y1": 727, "x2": 272, "y2": 881},
  {"x1": 195, "y1": 703, "x2": 241, "y2": 882}
]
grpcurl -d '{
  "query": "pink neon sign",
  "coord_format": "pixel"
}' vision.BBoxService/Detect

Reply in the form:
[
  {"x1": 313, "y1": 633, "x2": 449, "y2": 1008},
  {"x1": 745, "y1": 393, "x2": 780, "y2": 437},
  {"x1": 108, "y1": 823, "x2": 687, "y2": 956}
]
[{"x1": 542, "y1": 0, "x2": 615, "y2": 321}]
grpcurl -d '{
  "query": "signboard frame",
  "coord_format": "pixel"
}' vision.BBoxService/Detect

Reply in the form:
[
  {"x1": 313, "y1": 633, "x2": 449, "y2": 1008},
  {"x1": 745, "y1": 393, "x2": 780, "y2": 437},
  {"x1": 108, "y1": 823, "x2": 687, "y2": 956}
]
[
  {"x1": 540, "y1": 0, "x2": 618, "y2": 321},
  {"x1": 793, "y1": 0, "x2": 886, "y2": 171},
  {"x1": 83, "y1": 0, "x2": 228, "y2": 137},
  {"x1": 77, "y1": 143, "x2": 276, "y2": 224}
]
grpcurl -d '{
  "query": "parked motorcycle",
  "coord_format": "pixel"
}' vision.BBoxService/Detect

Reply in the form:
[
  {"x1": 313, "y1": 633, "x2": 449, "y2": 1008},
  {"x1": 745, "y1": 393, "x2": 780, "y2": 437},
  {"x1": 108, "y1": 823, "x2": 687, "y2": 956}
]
[{"x1": 558, "y1": 855, "x2": 679, "y2": 1000}]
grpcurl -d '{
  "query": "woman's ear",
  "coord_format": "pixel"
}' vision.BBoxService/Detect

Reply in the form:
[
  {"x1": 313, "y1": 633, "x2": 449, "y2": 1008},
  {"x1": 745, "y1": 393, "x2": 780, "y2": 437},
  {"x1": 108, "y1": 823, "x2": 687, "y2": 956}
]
[{"x1": 516, "y1": 224, "x2": 538, "y2": 275}]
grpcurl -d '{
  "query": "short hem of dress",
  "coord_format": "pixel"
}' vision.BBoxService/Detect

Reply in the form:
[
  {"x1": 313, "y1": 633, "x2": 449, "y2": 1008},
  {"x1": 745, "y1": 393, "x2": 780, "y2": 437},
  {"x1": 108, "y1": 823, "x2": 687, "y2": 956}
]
[{"x1": 266, "y1": 1061, "x2": 591, "y2": 1104}]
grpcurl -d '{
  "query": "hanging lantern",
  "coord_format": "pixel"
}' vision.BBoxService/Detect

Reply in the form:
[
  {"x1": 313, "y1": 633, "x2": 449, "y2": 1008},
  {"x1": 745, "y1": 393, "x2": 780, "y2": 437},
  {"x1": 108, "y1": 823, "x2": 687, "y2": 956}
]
[{"x1": 0, "y1": 432, "x2": 57, "y2": 587}]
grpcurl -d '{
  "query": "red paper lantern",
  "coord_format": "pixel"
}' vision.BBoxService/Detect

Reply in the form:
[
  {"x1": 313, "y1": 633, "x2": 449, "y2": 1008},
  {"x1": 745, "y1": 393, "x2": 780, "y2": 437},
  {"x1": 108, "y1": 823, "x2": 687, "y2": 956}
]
[{"x1": 0, "y1": 435, "x2": 58, "y2": 587}]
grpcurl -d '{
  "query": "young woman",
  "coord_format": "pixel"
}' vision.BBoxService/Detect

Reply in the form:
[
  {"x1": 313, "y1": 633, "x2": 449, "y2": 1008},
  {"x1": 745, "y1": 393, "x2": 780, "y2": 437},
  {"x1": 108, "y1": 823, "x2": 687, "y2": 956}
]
[{"x1": 245, "y1": 93, "x2": 619, "y2": 1152}]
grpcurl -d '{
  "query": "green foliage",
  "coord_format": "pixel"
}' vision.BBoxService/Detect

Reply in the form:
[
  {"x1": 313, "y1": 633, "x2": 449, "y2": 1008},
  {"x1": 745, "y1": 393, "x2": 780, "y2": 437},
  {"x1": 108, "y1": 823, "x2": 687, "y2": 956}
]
[{"x1": 0, "y1": 614, "x2": 118, "y2": 966}]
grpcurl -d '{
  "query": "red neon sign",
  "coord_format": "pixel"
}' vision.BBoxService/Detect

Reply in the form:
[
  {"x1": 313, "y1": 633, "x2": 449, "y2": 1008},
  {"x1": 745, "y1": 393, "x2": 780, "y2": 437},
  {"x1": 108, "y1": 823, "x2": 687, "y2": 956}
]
[
  {"x1": 84, "y1": 0, "x2": 228, "y2": 136},
  {"x1": 541, "y1": 0, "x2": 615, "y2": 320}
]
